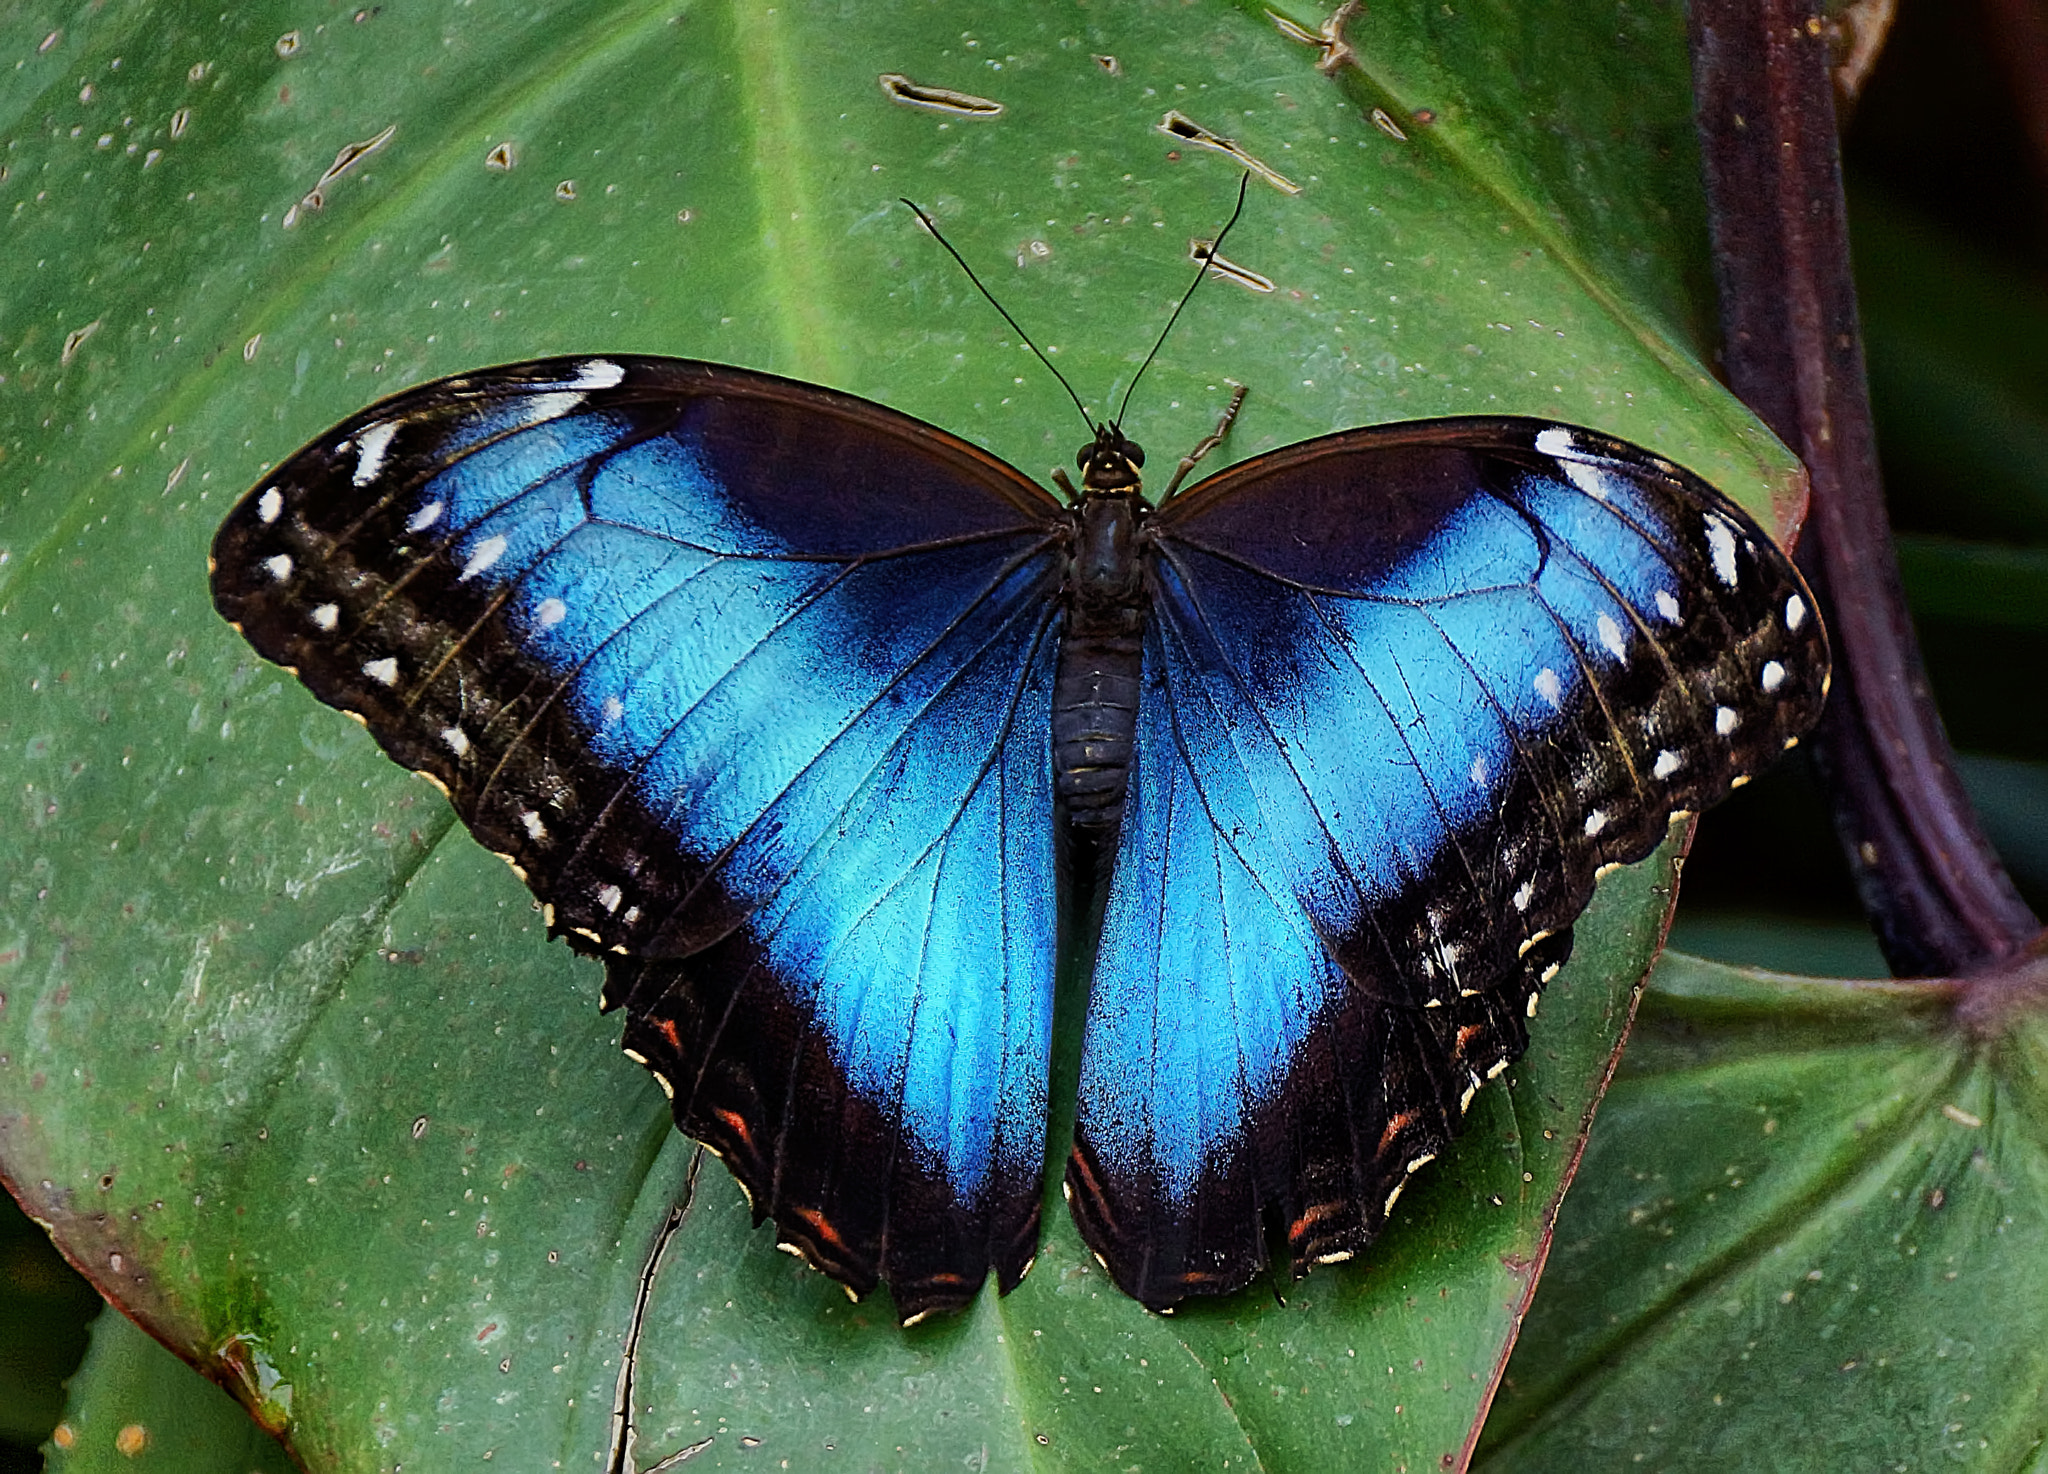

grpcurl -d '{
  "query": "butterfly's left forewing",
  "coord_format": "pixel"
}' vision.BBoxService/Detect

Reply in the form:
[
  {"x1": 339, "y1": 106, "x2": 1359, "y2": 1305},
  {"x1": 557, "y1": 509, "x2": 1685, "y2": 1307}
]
[
  {"x1": 213, "y1": 357, "x2": 1067, "y2": 1321},
  {"x1": 1067, "y1": 419, "x2": 1828, "y2": 1308}
]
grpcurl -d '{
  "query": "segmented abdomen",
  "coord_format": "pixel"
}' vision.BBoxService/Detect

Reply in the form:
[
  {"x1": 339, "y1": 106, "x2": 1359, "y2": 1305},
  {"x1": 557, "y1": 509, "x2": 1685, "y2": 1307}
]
[{"x1": 1052, "y1": 622, "x2": 1143, "y2": 833}]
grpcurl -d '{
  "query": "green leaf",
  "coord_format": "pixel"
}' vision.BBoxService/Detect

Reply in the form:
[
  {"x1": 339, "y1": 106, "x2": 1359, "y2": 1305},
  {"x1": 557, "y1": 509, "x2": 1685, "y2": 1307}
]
[
  {"x1": 1, "y1": 2, "x2": 1798, "y2": 1467},
  {"x1": 1479, "y1": 952, "x2": 2048, "y2": 1469},
  {"x1": 44, "y1": 1310, "x2": 294, "y2": 1474}
]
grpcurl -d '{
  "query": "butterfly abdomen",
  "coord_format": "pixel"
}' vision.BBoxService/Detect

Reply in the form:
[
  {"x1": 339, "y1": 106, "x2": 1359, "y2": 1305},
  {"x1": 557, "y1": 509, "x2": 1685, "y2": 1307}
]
[{"x1": 1053, "y1": 494, "x2": 1148, "y2": 833}]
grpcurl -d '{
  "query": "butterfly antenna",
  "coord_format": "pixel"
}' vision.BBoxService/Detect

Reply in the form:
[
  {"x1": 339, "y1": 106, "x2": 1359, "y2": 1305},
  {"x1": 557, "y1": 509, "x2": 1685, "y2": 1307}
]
[
  {"x1": 1112, "y1": 172, "x2": 1251, "y2": 429},
  {"x1": 902, "y1": 199, "x2": 1096, "y2": 434}
]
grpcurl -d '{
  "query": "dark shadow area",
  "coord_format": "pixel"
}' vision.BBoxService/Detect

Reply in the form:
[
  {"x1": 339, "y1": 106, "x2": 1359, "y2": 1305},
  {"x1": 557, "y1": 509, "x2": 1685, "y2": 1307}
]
[{"x1": 0, "y1": 1186, "x2": 102, "y2": 1465}]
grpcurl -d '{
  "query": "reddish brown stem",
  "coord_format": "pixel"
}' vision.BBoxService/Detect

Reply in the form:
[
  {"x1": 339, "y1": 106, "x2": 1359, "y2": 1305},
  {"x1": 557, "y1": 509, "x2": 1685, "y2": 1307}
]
[{"x1": 1687, "y1": 0, "x2": 2041, "y2": 977}]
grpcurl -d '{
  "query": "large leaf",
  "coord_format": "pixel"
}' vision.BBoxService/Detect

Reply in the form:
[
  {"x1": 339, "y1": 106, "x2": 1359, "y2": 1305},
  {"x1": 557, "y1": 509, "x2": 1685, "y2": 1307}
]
[
  {"x1": 1478, "y1": 952, "x2": 2048, "y2": 1469},
  {"x1": 0, "y1": 2, "x2": 1798, "y2": 1467}
]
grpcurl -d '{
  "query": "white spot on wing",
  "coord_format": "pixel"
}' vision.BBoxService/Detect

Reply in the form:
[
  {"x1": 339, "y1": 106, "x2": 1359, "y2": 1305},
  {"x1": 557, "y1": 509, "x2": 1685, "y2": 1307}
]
[
  {"x1": 597, "y1": 883, "x2": 622, "y2": 913},
  {"x1": 520, "y1": 809, "x2": 547, "y2": 841},
  {"x1": 1716, "y1": 705, "x2": 1739, "y2": 735},
  {"x1": 573, "y1": 359, "x2": 625, "y2": 389},
  {"x1": 1653, "y1": 748, "x2": 1682, "y2": 779},
  {"x1": 407, "y1": 500, "x2": 445, "y2": 533},
  {"x1": 460, "y1": 534, "x2": 508, "y2": 581},
  {"x1": 1655, "y1": 589, "x2": 1681, "y2": 622},
  {"x1": 1513, "y1": 880, "x2": 1534, "y2": 912},
  {"x1": 1534, "y1": 667, "x2": 1563, "y2": 709},
  {"x1": 536, "y1": 597, "x2": 567, "y2": 627},
  {"x1": 1597, "y1": 612, "x2": 1627, "y2": 659},
  {"x1": 1705, "y1": 515, "x2": 1739, "y2": 586},
  {"x1": 263, "y1": 553, "x2": 293, "y2": 581},
  {"x1": 257, "y1": 487, "x2": 283, "y2": 523},
  {"x1": 1785, "y1": 594, "x2": 1807, "y2": 631},
  {"x1": 352, "y1": 420, "x2": 400, "y2": 486},
  {"x1": 1470, "y1": 754, "x2": 1489, "y2": 788},
  {"x1": 311, "y1": 603, "x2": 340, "y2": 631},
  {"x1": 513, "y1": 390, "x2": 584, "y2": 426},
  {"x1": 1561, "y1": 459, "x2": 1619, "y2": 502},
  {"x1": 441, "y1": 726, "x2": 470, "y2": 756},
  {"x1": 601, "y1": 695, "x2": 624, "y2": 725},
  {"x1": 1534, "y1": 426, "x2": 1574, "y2": 457},
  {"x1": 362, "y1": 656, "x2": 399, "y2": 686},
  {"x1": 1761, "y1": 659, "x2": 1787, "y2": 692},
  {"x1": 1584, "y1": 809, "x2": 1609, "y2": 836}
]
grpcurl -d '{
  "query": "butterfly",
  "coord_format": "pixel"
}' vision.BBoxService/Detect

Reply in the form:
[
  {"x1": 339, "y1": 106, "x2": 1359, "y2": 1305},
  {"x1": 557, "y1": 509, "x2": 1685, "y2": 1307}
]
[{"x1": 210, "y1": 219, "x2": 1828, "y2": 1324}]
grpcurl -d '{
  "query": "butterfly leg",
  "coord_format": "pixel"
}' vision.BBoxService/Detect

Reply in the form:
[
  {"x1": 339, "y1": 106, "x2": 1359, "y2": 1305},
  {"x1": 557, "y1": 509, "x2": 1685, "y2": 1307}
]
[{"x1": 1160, "y1": 383, "x2": 1249, "y2": 500}]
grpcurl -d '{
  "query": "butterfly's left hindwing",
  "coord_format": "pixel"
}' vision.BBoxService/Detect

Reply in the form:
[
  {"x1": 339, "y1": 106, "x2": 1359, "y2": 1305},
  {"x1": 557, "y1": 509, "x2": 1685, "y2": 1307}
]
[
  {"x1": 212, "y1": 356, "x2": 1068, "y2": 1321},
  {"x1": 1067, "y1": 419, "x2": 1829, "y2": 1309}
]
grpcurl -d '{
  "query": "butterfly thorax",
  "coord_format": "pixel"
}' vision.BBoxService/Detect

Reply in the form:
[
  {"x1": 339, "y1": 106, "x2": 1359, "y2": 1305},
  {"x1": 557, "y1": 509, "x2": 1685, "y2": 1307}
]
[
  {"x1": 1064, "y1": 424, "x2": 1148, "y2": 618},
  {"x1": 1053, "y1": 443, "x2": 1151, "y2": 838}
]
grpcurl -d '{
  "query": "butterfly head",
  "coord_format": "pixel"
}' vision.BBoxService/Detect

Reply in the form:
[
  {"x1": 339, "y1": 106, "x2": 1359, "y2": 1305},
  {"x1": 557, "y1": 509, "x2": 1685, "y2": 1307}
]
[{"x1": 1077, "y1": 423, "x2": 1145, "y2": 495}]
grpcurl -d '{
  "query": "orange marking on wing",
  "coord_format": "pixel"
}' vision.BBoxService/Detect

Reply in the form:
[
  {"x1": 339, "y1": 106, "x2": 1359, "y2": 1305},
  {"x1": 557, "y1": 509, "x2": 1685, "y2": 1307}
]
[
  {"x1": 654, "y1": 1017, "x2": 682, "y2": 1051},
  {"x1": 712, "y1": 1108, "x2": 754, "y2": 1149},
  {"x1": 1288, "y1": 1200, "x2": 1345, "y2": 1243},
  {"x1": 1376, "y1": 1110, "x2": 1418, "y2": 1154},
  {"x1": 1453, "y1": 1023, "x2": 1484, "y2": 1057},
  {"x1": 792, "y1": 1206, "x2": 853, "y2": 1257}
]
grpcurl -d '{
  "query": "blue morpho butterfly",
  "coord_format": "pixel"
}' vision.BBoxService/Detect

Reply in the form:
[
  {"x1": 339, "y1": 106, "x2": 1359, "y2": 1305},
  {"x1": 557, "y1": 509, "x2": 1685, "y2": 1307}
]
[{"x1": 210, "y1": 183, "x2": 1829, "y2": 1324}]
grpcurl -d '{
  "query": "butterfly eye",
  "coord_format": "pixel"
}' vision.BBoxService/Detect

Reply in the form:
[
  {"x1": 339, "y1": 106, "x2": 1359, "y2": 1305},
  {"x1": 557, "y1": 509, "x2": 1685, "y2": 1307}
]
[{"x1": 1077, "y1": 439, "x2": 1143, "y2": 474}]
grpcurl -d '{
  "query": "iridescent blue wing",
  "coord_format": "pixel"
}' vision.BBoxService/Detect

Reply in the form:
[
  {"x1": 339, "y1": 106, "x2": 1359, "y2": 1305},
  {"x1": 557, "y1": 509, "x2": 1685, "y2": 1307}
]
[
  {"x1": 212, "y1": 357, "x2": 1066, "y2": 1322},
  {"x1": 1067, "y1": 418, "x2": 1829, "y2": 1308}
]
